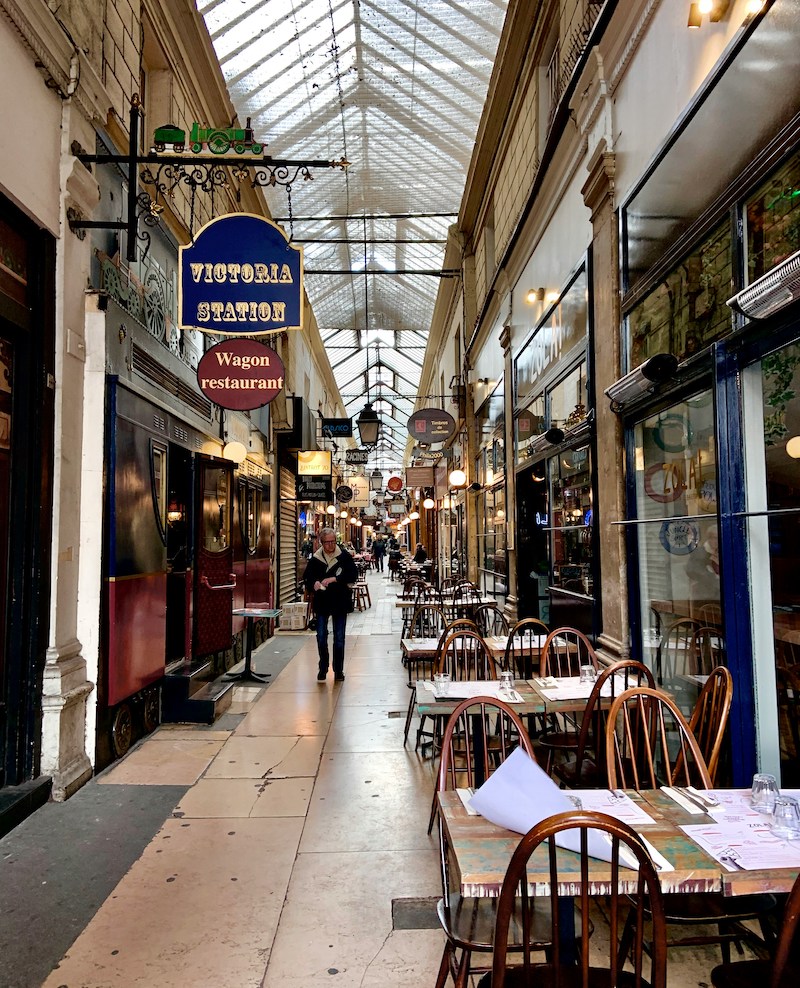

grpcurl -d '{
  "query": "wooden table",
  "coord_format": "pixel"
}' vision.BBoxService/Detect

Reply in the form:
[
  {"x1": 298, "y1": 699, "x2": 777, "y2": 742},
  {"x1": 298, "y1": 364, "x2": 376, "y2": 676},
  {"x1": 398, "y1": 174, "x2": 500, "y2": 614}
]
[
  {"x1": 394, "y1": 595, "x2": 496, "y2": 609},
  {"x1": 438, "y1": 788, "x2": 800, "y2": 898},
  {"x1": 415, "y1": 680, "x2": 546, "y2": 719},
  {"x1": 402, "y1": 634, "x2": 545, "y2": 663}
]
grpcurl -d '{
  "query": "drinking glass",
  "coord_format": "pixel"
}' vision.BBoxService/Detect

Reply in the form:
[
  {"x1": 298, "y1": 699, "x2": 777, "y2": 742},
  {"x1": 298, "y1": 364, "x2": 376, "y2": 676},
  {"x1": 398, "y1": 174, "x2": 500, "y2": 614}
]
[
  {"x1": 498, "y1": 670, "x2": 514, "y2": 694},
  {"x1": 770, "y1": 795, "x2": 800, "y2": 840},
  {"x1": 579, "y1": 664, "x2": 596, "y2": 684},
  {"x1": 751, "y1": 772, "x2": 780, "y2": 814},
  {"x1": 433, "y1": 672, "x2": 451, "y2": 697}
]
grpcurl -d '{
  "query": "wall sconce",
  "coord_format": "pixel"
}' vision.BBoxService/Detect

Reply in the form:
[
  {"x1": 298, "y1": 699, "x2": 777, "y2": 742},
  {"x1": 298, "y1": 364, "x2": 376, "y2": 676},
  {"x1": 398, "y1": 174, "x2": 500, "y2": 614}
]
[
  {"x1": 340, "y1": 509, "x2": 348, "y2": 518},
  {"x1": 409, "y1": 510, "x2": 420, "y2": 521},
  {"x1": 326, "y1": 505, "x2": 337, "y2": 515},
  {"x1": 688, "y1": 0, "x2": 731, "y2": 28},
  {"x1": 727, "y1": 249, "x2": 800, "y2": 321},
  {"x1": 167, "y1": 500, "x2": 184, "y2": 523},
  {"x1": 422, "y1": 495, "x2": 435, "y2": 510},
  {"x1": 525, "y1": 287, "x2": 545, "y2": 304},
  {"x1": 223, "y1": 440, "x2": 247, "y2": 463},
  {"x1": 604, "y1": 353, "x2": 678, "y2": 412},
  {"x1": 687, "y1": 3, "x2": 702, "y2": 27},
  {"x1": 449, "y1": 468, "x2": 467, "y2": 488}
]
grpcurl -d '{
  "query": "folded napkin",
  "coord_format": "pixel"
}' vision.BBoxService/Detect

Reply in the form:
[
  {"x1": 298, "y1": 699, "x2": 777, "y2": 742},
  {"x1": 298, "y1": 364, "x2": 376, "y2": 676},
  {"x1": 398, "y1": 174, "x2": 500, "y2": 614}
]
[
  {"x1": 661, "y1": 786, "x2": 709, "y2": 815},
  {"x1": 469, "y1": 748, "x2": 671, "y2": 871}
]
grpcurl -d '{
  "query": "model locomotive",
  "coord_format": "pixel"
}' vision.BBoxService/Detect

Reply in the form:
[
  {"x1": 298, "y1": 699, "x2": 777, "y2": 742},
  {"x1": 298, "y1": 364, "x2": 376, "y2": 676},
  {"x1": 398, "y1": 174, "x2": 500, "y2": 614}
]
[{"x1": 153, "y1": 118, "x2": 264, "y2": 155}]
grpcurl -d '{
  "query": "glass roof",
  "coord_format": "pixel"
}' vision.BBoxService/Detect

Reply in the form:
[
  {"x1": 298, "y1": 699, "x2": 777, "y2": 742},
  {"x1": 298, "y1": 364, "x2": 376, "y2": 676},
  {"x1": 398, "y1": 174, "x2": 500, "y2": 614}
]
[{"x1": 198, "y1": 0, "x2": 508, "y2": 472}]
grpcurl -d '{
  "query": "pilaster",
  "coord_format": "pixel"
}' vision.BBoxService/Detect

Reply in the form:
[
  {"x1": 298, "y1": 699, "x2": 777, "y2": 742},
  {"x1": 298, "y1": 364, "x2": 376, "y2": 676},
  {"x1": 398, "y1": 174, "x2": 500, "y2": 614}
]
[{"x1": 499, "y1": 322, "x2": 518, "y2": 625}]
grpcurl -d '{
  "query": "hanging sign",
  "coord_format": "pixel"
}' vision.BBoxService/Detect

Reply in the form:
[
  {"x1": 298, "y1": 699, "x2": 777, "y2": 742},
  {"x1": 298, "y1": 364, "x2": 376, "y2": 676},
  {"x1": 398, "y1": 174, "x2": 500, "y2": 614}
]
[
  {"x1": 196, "y1": 339, "x2": 284, "y2": 410},
  {"x1": 345, "y1": 448, "x2": 370, "y2": 464},
  {"x1": 387, "y1": 475, "x2": 404, "y2": 493},
  {"x1": 297, "y1": 450, "x2": 332, "y2": 475},
  {"x1": 336, "y1": 484, "x2": 354, "y2": 503},
  {"x1": 407, "y1": 408, "x2": 456, "y2": 444},
  {"x1": 179, "y1": 213, "x2": 303, "y2": 335},
  {"x1": 296, "y1": 476, "x2": 333, "y2": 501},
  {"x1": 322, "y1": 417, "x2": 353, "y2": 437},
  {"x1": 349, "y1": 475, "x2": 369, "y2": 507},
  {"x1": 406, "y1": 466, "x2": 435, "y2": 487}
]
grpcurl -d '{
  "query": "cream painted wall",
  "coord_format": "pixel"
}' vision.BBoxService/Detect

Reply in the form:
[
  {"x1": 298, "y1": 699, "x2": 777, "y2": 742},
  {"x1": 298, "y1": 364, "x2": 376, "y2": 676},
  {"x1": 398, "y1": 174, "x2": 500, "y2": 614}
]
[{"x1": 0, "y1": 18, "x2": 62, "y2": 232}]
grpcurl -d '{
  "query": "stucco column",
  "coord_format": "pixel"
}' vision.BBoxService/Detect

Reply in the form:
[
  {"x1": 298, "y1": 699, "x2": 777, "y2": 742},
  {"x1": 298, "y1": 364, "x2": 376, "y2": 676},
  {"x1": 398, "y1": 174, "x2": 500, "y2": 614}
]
[
  {"x1": 581, "y1": 140, "x2": 629, "y2": 661},
  {"x1": 499, "y1": 322, "x2": 518, "y2": 624}
]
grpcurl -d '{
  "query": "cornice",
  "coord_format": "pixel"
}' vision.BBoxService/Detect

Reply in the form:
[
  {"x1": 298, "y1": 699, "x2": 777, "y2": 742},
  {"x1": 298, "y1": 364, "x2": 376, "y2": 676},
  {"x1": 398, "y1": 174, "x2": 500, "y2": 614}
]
[{"x1": 607, "y1": 0, "x2": 659, "y2": 95}]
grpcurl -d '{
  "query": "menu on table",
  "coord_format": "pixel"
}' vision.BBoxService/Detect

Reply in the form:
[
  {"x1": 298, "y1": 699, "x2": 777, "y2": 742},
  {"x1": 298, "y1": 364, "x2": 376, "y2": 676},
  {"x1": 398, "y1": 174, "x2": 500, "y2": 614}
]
[
  {"x1": 528, "y1": 675, "x2": 631, "y2": 701},
  {"x1": 569, "y1": 790, "x2": 656, "y2": 827}
]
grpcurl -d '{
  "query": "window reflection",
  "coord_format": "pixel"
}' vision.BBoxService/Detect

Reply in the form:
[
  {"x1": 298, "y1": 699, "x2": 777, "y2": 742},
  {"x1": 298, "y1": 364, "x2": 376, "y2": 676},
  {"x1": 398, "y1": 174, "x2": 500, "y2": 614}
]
[{"x1": 202, "y1": 466, "x2": 230, "y2": 551}]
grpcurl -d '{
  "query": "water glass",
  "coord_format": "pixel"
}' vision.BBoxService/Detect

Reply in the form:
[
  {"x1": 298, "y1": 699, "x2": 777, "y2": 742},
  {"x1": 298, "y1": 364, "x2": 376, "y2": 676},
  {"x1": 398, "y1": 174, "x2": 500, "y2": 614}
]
[
  {"x1": 498, "y1": 670, "x2": 514, "y2": 694},
  {"x1": 579, "y1": 664, "x2": 597, "y2": 684},
  {"x1": 770, "y1": 795, "x2": 800, "y2": 840},
  {"x1": 751, "y1": 772, "x2": 780, "y2": 814},
  {"x1": 433, "y1": 672, "x2": 451, "y2": 697}
]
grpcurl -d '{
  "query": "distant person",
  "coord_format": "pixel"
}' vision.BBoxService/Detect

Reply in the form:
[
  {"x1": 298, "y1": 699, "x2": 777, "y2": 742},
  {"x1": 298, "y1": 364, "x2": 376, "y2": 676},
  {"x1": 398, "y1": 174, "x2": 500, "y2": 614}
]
[
  {"x1": 372, "y1": 534, "x2": 387, "y2": 572},
  {"x1": 413, "y1": 542, "x2": 428, "y2": 564},
  {"x1": 300, "y1": 536, "x2": 314, "y2": 559},
  {"x1": 303, "y1": 527, "x2": 358, "y2": 683}
]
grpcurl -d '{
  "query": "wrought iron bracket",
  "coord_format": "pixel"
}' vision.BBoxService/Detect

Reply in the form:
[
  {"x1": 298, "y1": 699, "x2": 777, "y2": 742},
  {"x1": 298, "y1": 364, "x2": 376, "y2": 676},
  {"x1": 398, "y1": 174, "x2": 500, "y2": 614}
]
[{"x1": 70, "y1": 97, "x2": 348, "y2": 262}]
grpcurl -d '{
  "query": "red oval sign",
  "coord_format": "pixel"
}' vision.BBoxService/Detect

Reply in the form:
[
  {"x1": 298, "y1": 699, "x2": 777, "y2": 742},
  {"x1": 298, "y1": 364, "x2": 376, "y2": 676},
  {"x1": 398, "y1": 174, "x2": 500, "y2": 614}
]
[
  {"x1": 197, "y1": 339, "x2": 284, "y2": 410},
  {"x1": 387, "y1": 475, "x2": 404, "y2": 492}
]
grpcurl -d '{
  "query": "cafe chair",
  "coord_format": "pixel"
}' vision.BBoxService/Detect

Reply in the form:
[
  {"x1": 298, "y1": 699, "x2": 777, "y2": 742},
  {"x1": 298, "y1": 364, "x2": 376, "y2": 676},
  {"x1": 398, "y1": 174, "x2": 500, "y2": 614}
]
[
  {"x1": 655, "y1": 617, "x2": 700, "y2": 688},
  {"x1": 540, "y1": 627, "x2": 598, "y2": 680},
  {"x1": 475, "y1": 603, "x2": 510, "y2": 638},
  {"x1": 710, "y1": 868, "x2": 800, "y2": 988},
  {"x1": 504, "y1": 617, "x2": 550, "y2": 681},
  {"x1": 606, "y1": 687, "x2": 777, "y2": 965},
  {"x1": 451, "y1": 584, "x2": 484, "y2": 622},
  {"x1": 434, "y1": 697, "x2": 553, "y2": 988},
  {"x1": 483, "y1": 810, "x2": 667, "y2": 988},
  {"x1": 415, "y1": 619, "x2": 481, "y2": 753},
  {"x1": 540, "y1": 659, "x2": 655, "y2": 786},
  {"x1": 690, "y1": 625, "x2": 727, "y2": 678},
  {"x1": 436, "y1": 630, "x2": 498, "y2": 683},
  {"x1": 685, "y1": 665, "x2": 733, "y2": 785},
  {"x1": 403, "y1": 604, "x2": 446, "y2": 745}
]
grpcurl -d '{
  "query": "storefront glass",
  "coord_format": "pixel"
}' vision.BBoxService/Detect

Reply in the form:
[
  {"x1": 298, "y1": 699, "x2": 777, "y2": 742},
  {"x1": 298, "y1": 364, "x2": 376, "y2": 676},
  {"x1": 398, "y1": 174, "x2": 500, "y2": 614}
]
[
  {"x1": 745, "y1": 147, "x2": 800, "y2": 284},
  {"x1": 476, "y1": 484, "x2": 507, "y2": 603},
  {"x1": 633, "y1": 392, "x2": 719, "y2": 714}
]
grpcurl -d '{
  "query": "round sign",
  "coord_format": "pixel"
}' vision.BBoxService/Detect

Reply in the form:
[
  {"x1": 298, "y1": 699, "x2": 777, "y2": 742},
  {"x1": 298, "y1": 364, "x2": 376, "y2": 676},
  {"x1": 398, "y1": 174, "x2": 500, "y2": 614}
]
[
  {"x1": 196, "y1": 339, "x2": 284, "y2": 410},
  {"x1": 407, "y1": 407, "x2": 456, "y2": 444},
  {"x1": 336, "y1": 484, "x2": 353, "y2": 503},
  {"x1": 387, "y1": 475, "x2": 404, "y2": 493}
]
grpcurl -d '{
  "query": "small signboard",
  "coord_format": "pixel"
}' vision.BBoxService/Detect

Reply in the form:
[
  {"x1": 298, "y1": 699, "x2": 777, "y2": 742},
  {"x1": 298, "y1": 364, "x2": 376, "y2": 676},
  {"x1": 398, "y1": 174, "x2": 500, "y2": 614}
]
[
  {"x1": 387, "y1": 475, "x2": 404, "y2": 493},
  {"x1": 296, "y1": 476, "x2": 333, "y2": 501},
  {"x1": 179, "y1": 213, "x2": 302, "y2": 335},
  {"x1": 322, "y1": 417, "x2": 352, "y2": 437},
  {"x1": 297, "y1": 450, "x2": 332, "y2": 476},
  {"x1": 389, "y1": 501, "x2": 406, "y2": 515},
  {"x1": 349, "y1": 475, "x2": 369, "y2": 507},
  {"x1": 336, "y1": 484, "x2": 353, "y2": 503},
  {"x1": 345, "y1": 448, "x2": 370, "y2": 464},
  {"x1": 407, "y1": 407, "x2": 456, "y2": 444},
  {"x1": 196, "y1": 338, "x2": 284, "y2": 410},
  {"x1": 405, "y1": 466, "x2": 435, "y2": 487}
]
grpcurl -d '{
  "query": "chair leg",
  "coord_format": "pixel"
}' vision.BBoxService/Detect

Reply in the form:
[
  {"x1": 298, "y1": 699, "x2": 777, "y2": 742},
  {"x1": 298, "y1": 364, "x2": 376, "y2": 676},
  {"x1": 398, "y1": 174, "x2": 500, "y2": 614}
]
[
  {"x1": 427, "y1": 782, "x2": 438, "y2": 835},
  {"x1": 617, "y1": 906, "x2": 637, "y2": 970},
  {"x1": 454, "y1": 947, "x2": 471, "y2": 988},
  {"x1": 435, "y1": 943, "x2": 452, "y2": 988},
  {"x1": 403, "y1": 687, "x2": 416, "y2": 745}
]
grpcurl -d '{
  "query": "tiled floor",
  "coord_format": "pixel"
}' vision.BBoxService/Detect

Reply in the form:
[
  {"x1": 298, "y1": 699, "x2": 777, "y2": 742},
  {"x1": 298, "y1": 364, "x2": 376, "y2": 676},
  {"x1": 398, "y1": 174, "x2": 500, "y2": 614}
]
[{"x1": 36, "y1": 571, "x2": 757, "y2": 986}]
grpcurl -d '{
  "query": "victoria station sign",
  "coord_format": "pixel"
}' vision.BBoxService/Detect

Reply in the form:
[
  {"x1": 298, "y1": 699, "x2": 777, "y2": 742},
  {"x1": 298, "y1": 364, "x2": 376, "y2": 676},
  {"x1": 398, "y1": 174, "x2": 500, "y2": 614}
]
[{"x1": 179, "y1": 214, "x2": 303, "y2": 335}]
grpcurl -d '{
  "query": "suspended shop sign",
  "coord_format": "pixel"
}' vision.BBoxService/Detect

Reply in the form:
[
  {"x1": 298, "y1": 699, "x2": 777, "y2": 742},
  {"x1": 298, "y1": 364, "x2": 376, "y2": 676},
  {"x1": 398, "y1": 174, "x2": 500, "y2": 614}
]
[
  {"x1": 349, "y1": 475, "x2": 369, "y2": 507},
  {"x1": 196, "y1": 338, "x2": 285, "y2": 410},
  {"x1": 345, "y1": 448, "x2": 370, "y2": 464},
  {"x1": 297, "y1": 450, "x2": 332, "y2": 476},
  {"x1": 387, "y1": 475, "x2": 404, "y2": 493},
  {"x1": 406, "y1": 466, "x2": 435, "y2": 487},
  {"x1": 179, "y1": 213, "x2": 303, "y2": 335},
  {"x1": 407, "y1": 408, "x2": 456, "y2": 445},
  {"x1": 336, "y1": 484, "x2": 354, "y2": 503},
  {"x1": 296, "y1": 476, "x2": 332, "y2": 501},
  {"x1": 322, "y1": 417, "x2": 353, "y2": 437}
]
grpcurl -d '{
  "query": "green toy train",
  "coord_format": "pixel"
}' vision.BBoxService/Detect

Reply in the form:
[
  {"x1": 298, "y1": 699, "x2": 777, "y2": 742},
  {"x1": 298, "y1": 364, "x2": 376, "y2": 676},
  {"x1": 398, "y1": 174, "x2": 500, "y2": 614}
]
[{"x1": 153, "y1": 118, "x2": 264, "y2": 155}]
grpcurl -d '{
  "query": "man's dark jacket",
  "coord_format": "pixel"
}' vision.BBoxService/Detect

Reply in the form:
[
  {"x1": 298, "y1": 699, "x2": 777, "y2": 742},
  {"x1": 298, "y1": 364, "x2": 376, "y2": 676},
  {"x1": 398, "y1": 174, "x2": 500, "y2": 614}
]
[{"x1": 303, "y1": 544, "x2": 358, "y2": 617}]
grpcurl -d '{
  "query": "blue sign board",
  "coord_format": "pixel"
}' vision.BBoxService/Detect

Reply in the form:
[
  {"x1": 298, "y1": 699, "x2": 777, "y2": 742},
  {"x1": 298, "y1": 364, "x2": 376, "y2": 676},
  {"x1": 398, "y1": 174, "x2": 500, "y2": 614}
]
[{"x1": 179, "y1": 213, "x2": 303, "y2": 335}]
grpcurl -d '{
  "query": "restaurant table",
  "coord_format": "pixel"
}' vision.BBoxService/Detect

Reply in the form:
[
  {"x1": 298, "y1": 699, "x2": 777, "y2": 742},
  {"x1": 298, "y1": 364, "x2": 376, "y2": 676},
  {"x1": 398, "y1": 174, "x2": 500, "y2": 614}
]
[
  {"x1": 437, "y1": 787, "x2": 800, "y2": 898},
  {"x1": 402, "y1": 635, "x2": 545, "y2": 664},
  {"x1": 415, "y1": 680, "x2": 546, "y2": 720},
  {"x1": 225, "y1": 606, "x2": 281, "y2": 684},
  {"x1": 394, "y1": 595, "x2": 495, "y2": 609}
]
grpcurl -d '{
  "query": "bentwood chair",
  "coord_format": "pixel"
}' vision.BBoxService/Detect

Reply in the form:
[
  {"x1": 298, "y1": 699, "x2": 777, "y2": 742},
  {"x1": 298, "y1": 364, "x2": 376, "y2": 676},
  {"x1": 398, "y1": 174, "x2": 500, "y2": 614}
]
[
  {"x1": 538, "y1": 659, "x2": 655, "y2": 786},
  {"x1": 474, "y1": 603, "x2": 510, "y2": 638},
  {"x1": 540, "y1": 626, "x2": 598, "y2": 680},
  {"x1": 403, "y1": 604, "x2": 446, "y2": 745},
  {"x1": 483, "y1": 811, "x2": 667, "y2": 988},
  {"x1": 434, "y1": 697, "x2": 550, "y2": 988},
  {"x1": 414, "y1": 619, "x2": 481, "y2": 752},
  {"x1": 686, "y1": 665, "x2": 733, "y2": 785},
  {"x1": 711, "y1": 868, "x2": 800, "y2": 988},
  {"x1": 503, "y1": 617, "x2": 550, "y2": 680},
  {"x1": 606, "y1": 686, "x2": 777, "y2": 965},
  {"x1": 655, "y1": 617, "x2": 700, "y2": 687}
]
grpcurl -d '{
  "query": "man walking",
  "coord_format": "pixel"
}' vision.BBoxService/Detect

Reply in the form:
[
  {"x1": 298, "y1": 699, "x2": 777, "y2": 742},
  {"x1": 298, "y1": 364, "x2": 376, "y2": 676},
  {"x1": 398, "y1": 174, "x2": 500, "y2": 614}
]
[
  {"x1": 303, "y1": 528, "x2": 358, "y2": 682},
  {"x1": 371, "y1": 534, "x2": 386, "y2": 572}
]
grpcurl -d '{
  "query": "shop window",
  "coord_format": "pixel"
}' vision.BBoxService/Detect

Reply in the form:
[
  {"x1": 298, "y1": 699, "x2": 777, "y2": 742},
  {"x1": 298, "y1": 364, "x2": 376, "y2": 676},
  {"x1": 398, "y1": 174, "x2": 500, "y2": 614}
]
[
  {"x1": 745, "y1": 148, "x2": 800, "y2": 284},
  {"x1": 633, "y1": 392, "x2": 719, "y2": 713},
  {"x1": 476, "y1": 485, "x2": 507, "y2": 603},
  {"x1": 516, "y1": 394, "x2": 546, "y2": 461},
  {"x1": 627, "y1": 222, "x2": 733, "y2": 369},
  {"x1": 202, "y1": 466, "x2": 231, "y2": 552},
  {"x1": 550, "y1": 445, "x2": 593, "y2": 596},
  {"x1": 550, "y1": 363, "x2": 587, "y2": 432}
]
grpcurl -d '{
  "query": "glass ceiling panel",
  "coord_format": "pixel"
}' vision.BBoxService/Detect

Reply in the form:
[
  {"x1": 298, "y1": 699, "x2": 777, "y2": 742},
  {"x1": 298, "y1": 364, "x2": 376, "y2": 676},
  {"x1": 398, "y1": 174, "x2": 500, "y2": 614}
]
[{"x1": 199, "y1": 0, "x2": 508, "y2": 457}]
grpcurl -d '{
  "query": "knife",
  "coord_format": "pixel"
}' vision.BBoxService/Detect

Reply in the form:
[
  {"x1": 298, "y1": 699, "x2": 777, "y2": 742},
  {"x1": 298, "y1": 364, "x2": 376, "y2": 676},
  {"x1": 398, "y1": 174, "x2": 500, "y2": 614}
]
[
  {"x1": 674, "y1": 786, "x2": 712, "y2": 812},
  {"x1": 660, "y1": 786, "x2": 706, "y2": 814}
]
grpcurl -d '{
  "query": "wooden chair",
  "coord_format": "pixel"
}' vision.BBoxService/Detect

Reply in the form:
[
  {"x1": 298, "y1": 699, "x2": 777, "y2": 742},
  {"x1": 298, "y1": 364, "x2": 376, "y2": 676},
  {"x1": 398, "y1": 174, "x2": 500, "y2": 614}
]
[
  {"x1": 540, "y1": 626, "x2": 598, "y2": 679},
  {"x1": 711, "y1": 868, "x2": 800, "y2": 987},
  {"x1": 686, "y1": 665, "x2": 733, "y2": 785},
  {"x1": 435, "y1": 630, "x2": 498, "y2": 683},
  {"x1": 503, "y1": 617, "x2": 550, "y2": 680},
  {"x1": 450, "y1": 584, "x2": 484, "y2": 622},
  {"x1": 474, "y1": 603, "x2": 509, "y2": 638},
  {"x1": 606, "y1": 686, "x2": 777, "y2": 965},
  {"x1": 403, "y1": 604, "x2": 447, "y2": 745},
  {"x1": 655, "y1": 617, "x2": 700, "y2": 687},
  {"x1": 434, "y1": 697, "x2": 550, "y2": 988},
  {"x1": 538, "y1": 659, "x2": 655, "y2": 786},
  {"x1": 689, "y1": 625, "x2": 726, "y2": 678},
  {"x1": 487, "y1": 810, "x2": 667, "y2": 988},
  {"x1": 414, "y1": 619, "x2": 481, "y2": 752}
]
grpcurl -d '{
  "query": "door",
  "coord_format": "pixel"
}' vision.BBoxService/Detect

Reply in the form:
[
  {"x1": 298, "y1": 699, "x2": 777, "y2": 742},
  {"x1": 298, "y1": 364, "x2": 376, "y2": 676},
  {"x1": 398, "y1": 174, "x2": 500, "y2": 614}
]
[
  {"x1": 193, "y1": 456, "x2": 235, "y2": 656},
  {"x1": 0, "y1": 334, "x2": 12, "y2": 785}
]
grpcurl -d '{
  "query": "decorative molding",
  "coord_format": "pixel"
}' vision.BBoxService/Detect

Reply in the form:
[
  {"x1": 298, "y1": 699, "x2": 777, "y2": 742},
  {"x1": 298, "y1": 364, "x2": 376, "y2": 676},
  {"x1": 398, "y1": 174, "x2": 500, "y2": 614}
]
[
  {"x1": 608, "y1": 0, "x2": 660, "y2": 95},
  {"x1": 581, "y1": 138, "x2": 617, "y2": 219}
]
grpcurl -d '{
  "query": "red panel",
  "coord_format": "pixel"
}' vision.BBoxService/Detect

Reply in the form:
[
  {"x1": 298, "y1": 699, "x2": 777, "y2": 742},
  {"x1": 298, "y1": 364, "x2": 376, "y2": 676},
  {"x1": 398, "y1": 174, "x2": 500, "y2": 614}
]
[
  {"x1": 194, "y1": 548, "x2": 234, "y2": 655},
  {"x1": 232, "y1": 560, "x2": 246, "y2": 635},
  {"x1": 246, "y1": 557, "x2": 272, "y2": 607},
  {"x1": 107, "y1": 574, "x2": 166, "y2": 707}
]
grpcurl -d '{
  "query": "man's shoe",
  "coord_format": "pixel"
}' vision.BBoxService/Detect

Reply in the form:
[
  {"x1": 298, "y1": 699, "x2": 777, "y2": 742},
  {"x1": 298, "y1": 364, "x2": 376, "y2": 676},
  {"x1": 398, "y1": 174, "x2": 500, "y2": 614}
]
[
  {"x1": 334, "y1": 674, "x2": 345, "y2": 682},
  {"x1": 317, "y1": 671, "x2": 327, "y2": 681}
]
